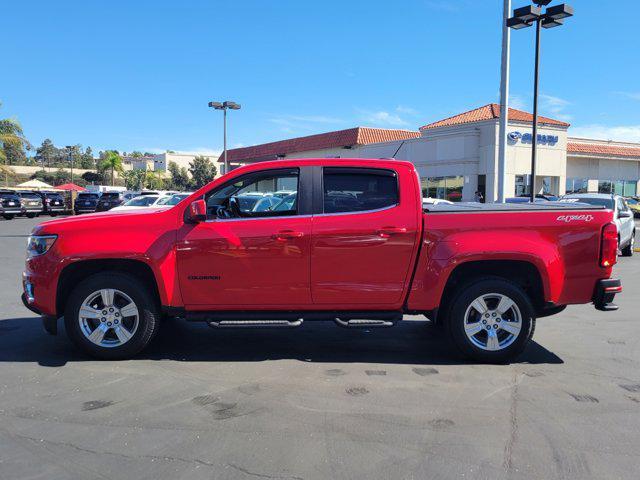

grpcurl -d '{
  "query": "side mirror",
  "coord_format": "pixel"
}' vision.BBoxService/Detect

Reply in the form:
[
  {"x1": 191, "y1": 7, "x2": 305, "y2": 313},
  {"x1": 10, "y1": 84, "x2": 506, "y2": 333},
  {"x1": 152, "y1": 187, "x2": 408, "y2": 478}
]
[
  {"x1": 187, "y1": 199, "x2": 207, "y2": 223},
  {"x1": 618, "y1": 210, "x2": 632, "y2": 219}
]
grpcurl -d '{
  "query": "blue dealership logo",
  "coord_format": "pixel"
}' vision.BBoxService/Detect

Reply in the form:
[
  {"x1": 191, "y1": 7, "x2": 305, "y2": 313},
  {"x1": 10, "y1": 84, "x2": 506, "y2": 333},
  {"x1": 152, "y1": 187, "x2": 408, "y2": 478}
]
[{"x1": 509, "y1": 131, "x2": 558, "y2": 146}]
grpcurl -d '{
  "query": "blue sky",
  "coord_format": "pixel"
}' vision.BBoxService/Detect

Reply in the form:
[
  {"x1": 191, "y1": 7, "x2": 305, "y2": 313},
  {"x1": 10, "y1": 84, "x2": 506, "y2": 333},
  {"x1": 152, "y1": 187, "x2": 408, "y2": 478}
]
[{"x1": 2, "y1": 0, "x2": 639, "y2": 156}]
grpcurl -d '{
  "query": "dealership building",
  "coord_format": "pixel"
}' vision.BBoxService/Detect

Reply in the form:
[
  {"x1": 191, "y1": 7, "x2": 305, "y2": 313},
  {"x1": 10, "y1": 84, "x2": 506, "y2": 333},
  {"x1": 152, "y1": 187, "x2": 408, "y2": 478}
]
[{"x1": 221, "y1": 104, "x2": 640, "y2": 202}]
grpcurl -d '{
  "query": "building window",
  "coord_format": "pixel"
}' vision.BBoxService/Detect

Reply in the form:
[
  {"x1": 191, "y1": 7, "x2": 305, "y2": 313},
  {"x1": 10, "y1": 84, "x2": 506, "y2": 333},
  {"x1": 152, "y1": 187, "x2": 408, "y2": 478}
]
[
  {"x1": 598, "y1": 179, "x2": 637, "y2": 196},
  {"x1": 566, "y1": 178, "x2": 588, "y2": 194},
  {"x1": 421, "y1": 176, "x2": 464, "y2": 202},
  {"x1": 515, "y1": 174, "x2": 531, "y2": 196}
]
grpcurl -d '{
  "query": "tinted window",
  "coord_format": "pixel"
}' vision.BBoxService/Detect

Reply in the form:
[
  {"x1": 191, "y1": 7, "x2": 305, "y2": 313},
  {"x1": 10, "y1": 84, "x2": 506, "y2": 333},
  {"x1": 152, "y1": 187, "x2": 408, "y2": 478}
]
[
  {"x1": 323, "y1": 168, "x2": 398, "y2": 213},
  {"x1": 206, "y1": 169, "x2": 299, "y2": 219},
  {"x1": 101, "y1": 192, "x2": 121, "y2": 199},
  {"x1": 565, "y1": 197, "x2": 614, "y2": 209},
  {"x1": 124, "y1": 196, "x2": 158, "y2": 206},
  {"x1": 20, "y1": 192, "x2": 40, "y2": 199}
]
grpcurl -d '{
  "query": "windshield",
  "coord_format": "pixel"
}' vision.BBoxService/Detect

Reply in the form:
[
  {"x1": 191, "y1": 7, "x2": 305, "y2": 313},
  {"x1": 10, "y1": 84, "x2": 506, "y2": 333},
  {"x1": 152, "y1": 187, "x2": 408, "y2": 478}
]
[
  {"x1": 123, "y1": 196, "x2": 159, "y2": 206},
  {"x1": 272, "y1": 193, "x2": 297, "y2": 212},
  {"x1": 101, "y1": 192, "x2": 121, "y2": 199},
  {"x1": 564, "y1": 197, "x2": 614, "y2": 209},
  {"x1": 20, "y1": 192, "x2": 40, "y2": 199},
  {"x1": 78, "y1": 193, "x2": 99, "y2": 199}
]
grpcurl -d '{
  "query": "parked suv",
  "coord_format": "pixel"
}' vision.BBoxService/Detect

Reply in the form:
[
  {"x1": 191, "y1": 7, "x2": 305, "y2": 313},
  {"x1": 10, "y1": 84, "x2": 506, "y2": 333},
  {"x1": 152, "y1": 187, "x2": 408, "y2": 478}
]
[
  {"x1": 17, "y1": 191, "x2": 44, "y2": 218},
  {"x1": 0, "y1": 189, "x2": 22, "y2": 220},
  {"x1": 96, "y1": 191, "x2": 125, "y2": 212},
  {"x1": 74, "y1": 192, "x2": 101, "y2": 214},
  {"x1": 563, "y1": 193, "x2": 636, "y2": 256},
  {"x1": 37, "y1": 191, "x2": 66, "y2": 216}
]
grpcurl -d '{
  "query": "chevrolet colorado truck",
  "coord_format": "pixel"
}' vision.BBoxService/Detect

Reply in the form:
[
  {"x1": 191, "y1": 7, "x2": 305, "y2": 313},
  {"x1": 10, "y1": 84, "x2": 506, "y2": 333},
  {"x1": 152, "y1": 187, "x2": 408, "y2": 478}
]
[{"x1": 22, "y1": 159, "x2": 622, "y2": 362}]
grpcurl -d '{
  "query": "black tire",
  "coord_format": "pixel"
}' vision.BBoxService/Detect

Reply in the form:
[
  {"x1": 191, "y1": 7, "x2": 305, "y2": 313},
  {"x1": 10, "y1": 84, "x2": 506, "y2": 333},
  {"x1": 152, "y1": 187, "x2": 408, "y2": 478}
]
[
  {"x1": 2, "y1": 214, "x2": 14, "y2": 220},
  {"x1": 445, "y1": 276, "x2": 535, "y2": 363},
  {"x1": 49, "y1": 212, "x2": 57, "y2": 217},
  {"x1": 26, "y1": 213, "x2": 36, "y2": 218},
  {"x1": 621, "y1": 231, "x2": 635, "y2": 257},
  {"x1": 64, "y1": 272, "x2": 160, "y2": 359}
]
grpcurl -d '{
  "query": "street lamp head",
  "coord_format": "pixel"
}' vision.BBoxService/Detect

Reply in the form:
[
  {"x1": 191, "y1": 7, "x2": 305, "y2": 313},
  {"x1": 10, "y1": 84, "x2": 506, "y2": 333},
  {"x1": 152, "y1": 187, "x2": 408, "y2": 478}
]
[
  {"x1": 533, "y1": 0, "x2": 553, "y2": 5},
  {"x1": 513, "y1": 5, "x2": 542, "y2": 22},
  {"x1": 208, "y1": 101, "x2": 224, "y2": 109},
  {"x1": 545, "y1": 4, "x2": 574, "y2": 20},
  {"x1": 542, "y1": 17, "x2": 564, "y2": 28},
  {"x1": 224, "y1": 101, "x2": 241, "y2": 110},
  {"x1": 507, "y1": 17, "x2": 532, "y2": 29}
]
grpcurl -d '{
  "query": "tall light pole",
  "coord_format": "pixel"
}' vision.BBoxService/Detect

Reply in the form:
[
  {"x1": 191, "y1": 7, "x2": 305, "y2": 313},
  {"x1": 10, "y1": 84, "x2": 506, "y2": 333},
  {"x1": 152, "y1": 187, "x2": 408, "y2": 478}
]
[
  {"x1": 65, "y1": 146, "x2": 74, "y2": 184},
  {"x1": 507, "y1": 1, "x2": 574, "y2": 203},
  {"x1": 497, "y1": 0, "x2": 512, "y2": 203},
  {"x1": 208, "y1": 100, "x2": 241, "y2": 175}
]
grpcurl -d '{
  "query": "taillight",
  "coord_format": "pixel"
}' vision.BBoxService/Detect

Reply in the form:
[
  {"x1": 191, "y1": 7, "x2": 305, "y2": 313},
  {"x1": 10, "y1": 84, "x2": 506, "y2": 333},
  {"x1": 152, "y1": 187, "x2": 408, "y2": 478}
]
[{"x1": 600, "y1": 222, "x2": 618, "y2": 268}]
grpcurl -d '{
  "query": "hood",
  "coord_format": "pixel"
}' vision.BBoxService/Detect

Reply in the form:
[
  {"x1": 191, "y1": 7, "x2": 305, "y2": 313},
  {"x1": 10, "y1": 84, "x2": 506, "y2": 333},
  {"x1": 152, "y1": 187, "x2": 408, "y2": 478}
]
[{"x1": 34, "y1": 207, "x2": 171, "y2": 234}]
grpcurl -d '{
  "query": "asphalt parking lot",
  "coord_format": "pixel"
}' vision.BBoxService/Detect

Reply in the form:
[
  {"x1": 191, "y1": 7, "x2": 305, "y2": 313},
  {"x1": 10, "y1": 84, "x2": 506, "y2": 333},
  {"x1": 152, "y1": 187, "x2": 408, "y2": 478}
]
[{"x1": 1, "y1": 216, "x2": 639, "y2": 480}]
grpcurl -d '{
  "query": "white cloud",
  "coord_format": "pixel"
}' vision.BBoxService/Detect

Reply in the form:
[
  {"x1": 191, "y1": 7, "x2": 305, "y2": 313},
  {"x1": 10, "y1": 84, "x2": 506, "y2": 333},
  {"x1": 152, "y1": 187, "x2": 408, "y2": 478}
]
[
  {"x1": 539, "y1": 94, "x2": 573, "y2": 121},
  {"x1": 268, "y1": 114, "x2": 346, "y2": 134},
  {"x1": 508, "y1": 94, "x2": 528, "y2": 111},
  {"x1": 613, "y1": 91, "x2": 640, "y2": 101},
  {"x1": 570, "y1": 125, "x2": 640, "y2": 143},
  {"x1": 359, "y1": 110, "x2": 410, "y2": 127},
  {"x1": 396, "y1": 105, "x2": 419, "y2": 116}
]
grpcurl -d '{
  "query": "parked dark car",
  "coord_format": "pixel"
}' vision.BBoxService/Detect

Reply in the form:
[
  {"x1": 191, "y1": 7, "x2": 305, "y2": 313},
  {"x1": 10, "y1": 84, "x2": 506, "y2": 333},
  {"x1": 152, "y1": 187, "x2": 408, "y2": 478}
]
[
  {"x1": 0, "y1": 189, "x2": 23, "y2": 220},
  {"x1": 17, "y1": 191, "x2": 44, "y2": 218},
  {"x1": 74, "y1": 192, "x2": 101, "y2": 214},
  {"x1": 36, "y1": 191, "x2": 66, "y2": 216},
  {"x1": 96, "y1": 191, "x2": 125, "y2": 211}
]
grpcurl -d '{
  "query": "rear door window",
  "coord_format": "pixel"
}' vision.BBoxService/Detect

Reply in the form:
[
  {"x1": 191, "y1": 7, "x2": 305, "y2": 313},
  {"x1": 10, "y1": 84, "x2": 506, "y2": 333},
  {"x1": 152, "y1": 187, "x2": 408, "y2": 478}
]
[{"x1": 322, "y1": 168, "x2": 399, "y2": 214}]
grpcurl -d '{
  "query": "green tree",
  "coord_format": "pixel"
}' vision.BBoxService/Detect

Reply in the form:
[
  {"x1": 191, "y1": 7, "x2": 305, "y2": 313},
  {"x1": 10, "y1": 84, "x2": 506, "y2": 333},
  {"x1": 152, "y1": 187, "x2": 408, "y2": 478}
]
[
  {"x1": 80, "y1": 147, "x2": 95, "y2": 169},
  {"x1": 54, "y1": 168, "x2": 71, "y2": 185},
  {"x1": 122, "y1": 169, "x2": 146, "y2": 190},
  {"x1": 101, "y1": 150, "x2": 123, "y2": 186},
  {"x1": 144, "y1": 170, "x2": 164, "y2": 190},
  {"x1": 82, "y1": 171, "x2": 104, "y2": 184},
  {"x1": 189, "y1": 156, "x2": 217, "y2": 189},
  {"x1": 168, "y1": 161, "x2": 190, "y2": 190},
  {"x1": 130, "y1": 151, "x2": 144, "y2": 158},
  {"x1": 3, "y1": 141, "x2": 27, "y2": 165},
  {"x1": 35, "y1": 139, "x2": 57, "y2": 170},
  {"x1": 1, "y1": 104, "x2": 31, "y2": 185}
]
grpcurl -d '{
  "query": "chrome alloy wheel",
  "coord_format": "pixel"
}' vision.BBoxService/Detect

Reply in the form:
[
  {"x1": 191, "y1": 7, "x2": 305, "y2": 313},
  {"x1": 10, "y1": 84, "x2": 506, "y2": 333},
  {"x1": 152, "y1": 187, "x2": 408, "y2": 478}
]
[
  {"x1": 78, "y1": 289, "x2": 139, "y2": 348},
  {"x1": 463, "y1": 293, "x2": 522, "y2": 351}
]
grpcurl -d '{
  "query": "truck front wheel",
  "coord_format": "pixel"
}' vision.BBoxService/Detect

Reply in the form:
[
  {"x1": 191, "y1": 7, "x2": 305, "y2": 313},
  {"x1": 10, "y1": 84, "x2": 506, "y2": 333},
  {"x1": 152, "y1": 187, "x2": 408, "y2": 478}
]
[
  {"x1": 64, "y1": 273, "x2": 160, "y2": 359},
  {"x1": 446, "y1": 277, "x2": 535, "y2": 363}
]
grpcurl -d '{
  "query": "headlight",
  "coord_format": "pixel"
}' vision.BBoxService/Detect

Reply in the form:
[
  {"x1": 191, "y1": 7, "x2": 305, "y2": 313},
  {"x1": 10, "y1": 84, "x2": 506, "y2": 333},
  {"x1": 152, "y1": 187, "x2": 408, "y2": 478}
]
[{"x1": 26, "y1": 235, "x2": 57, "y2": 257}]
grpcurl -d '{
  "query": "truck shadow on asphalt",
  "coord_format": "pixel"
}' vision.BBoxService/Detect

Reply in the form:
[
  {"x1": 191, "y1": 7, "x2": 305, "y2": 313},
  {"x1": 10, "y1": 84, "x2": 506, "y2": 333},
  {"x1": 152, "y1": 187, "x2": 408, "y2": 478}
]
[{"x1": 0, "y1": 316, "x2": 563, "y2": 367}]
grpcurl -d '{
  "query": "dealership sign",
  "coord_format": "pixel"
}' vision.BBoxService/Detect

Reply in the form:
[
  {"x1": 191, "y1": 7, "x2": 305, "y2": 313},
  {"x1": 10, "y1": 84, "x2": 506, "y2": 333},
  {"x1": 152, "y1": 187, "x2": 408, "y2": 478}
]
[{"x1": 508, "y1": 131, "x2": 559, "y2": 146}]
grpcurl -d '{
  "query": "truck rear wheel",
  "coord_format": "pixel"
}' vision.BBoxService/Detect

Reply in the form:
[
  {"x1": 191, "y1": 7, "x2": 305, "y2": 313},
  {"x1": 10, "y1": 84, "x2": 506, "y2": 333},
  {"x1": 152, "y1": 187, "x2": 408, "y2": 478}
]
[
  {"x1": 64, "y1": 273, "x2": 160, "y2": 359},
  {"x1": 446, "y1": 277, "x2": 535, "y2": 363},
  {"x1": 621, "y1": 232, "x2": 635, "y2": 257}
]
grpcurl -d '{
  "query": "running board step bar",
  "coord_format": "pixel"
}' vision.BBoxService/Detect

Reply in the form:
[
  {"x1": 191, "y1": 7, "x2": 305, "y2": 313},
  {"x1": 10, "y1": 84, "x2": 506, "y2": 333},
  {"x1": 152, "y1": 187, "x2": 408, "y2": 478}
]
[
  {"x1": 208, "y1": 319, "x2": 303, "y2": 328},
  {"x1": 334, "y1": 318, "x2": 394, "y2": 328}
]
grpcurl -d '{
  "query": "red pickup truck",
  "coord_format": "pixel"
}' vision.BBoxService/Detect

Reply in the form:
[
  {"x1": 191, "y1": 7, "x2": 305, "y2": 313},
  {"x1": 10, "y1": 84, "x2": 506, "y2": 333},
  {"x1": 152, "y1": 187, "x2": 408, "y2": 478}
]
[{"x1": 22, "y1": 159, "x2": 621, "y2": 362}]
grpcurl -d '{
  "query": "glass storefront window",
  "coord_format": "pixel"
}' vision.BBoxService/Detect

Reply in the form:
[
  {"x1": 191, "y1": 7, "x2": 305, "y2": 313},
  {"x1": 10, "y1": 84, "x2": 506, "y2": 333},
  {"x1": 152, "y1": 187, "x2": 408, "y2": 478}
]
[
  {"x1": 566, "y1": 178, "x2": 588, "y2": 194},
  {"x1": 598, "y1": 179, "x2": 637, "y2": 196},
  {"x1": 515, "y1": 175, "x2": 530, "y2": 196},
  {"x1": 421, "y1": 176, "x2": 464, "y2": 202}
]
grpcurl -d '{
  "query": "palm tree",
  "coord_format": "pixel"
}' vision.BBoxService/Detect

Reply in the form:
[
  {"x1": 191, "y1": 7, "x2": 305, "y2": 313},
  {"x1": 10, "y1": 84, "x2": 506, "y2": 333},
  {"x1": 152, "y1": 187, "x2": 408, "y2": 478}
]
[
  {"x1": 101, "y1": 150, "x2": 123, "y2": 186},
  {"x1": 0, "y1": 103, "x2": 31, "y2": 186}
]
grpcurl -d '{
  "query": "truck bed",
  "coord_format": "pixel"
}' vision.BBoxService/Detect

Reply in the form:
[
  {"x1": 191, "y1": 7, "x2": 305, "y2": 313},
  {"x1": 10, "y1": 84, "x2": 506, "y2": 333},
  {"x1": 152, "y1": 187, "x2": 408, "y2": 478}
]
[{"x1": 423, "y1": 201, "x2": 607, "y2": 213}]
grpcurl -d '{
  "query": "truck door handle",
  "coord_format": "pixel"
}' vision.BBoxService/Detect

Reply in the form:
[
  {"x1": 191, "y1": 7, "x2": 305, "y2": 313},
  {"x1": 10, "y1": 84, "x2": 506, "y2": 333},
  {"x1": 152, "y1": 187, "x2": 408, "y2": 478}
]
[
  {"x1": 377, "y1": 226, "x2": 407, "y2": 237},
  {"x1": 272, "y1": 230, "x2": 304, "y2": 241}
]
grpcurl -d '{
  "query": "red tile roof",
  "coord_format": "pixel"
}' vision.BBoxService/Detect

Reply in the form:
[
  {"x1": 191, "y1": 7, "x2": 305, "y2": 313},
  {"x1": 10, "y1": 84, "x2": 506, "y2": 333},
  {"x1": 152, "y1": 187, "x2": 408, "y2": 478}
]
[
  {"x1": 420, "y1": 103, "x2": 570, "y2": 130},
  {"x1": 221, "y1": 127, "x2": 421, "y2": 163},
  {"x1": 568, "y1": 142, "x2": 640, "y2": 158}
]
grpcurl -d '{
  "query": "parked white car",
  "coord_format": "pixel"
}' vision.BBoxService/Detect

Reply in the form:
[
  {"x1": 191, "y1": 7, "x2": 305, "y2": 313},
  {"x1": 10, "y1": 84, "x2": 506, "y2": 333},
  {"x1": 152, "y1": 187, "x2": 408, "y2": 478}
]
[
  {"x1": 109, "y1": 195, "x2": 164, "y2": 212},
  {"x1": 157, "y1": 192, "x2": 194, "y2": 207},
  {"x1": 562, "y1": 193, "x2": 636, "y2": 256}
]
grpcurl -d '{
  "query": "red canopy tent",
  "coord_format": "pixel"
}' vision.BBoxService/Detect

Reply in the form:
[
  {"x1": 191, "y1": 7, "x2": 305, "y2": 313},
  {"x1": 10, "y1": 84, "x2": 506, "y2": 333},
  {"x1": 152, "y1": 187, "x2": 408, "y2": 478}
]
[{"x1": 55, "y1": 183, "x2": 86, "y2": 191}]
